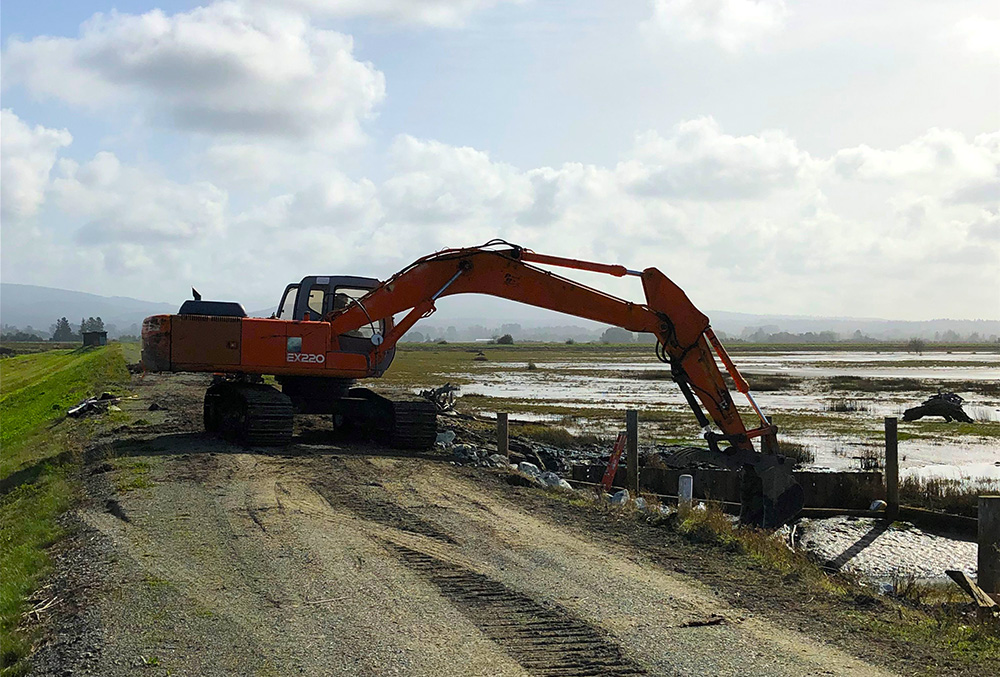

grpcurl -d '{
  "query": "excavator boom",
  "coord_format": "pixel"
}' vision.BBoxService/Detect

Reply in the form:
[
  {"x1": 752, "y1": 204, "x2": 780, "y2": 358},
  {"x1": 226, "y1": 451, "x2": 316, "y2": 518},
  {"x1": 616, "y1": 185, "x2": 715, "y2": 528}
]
[{"x1": 324, "y1": 242, "x2": 803, "y2": 526}]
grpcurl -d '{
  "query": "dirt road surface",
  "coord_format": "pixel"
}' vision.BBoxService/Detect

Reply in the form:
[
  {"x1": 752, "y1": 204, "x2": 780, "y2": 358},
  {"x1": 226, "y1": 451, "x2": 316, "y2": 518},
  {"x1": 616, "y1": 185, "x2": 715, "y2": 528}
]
[{"x1": 31, "y1": 373, "x2": 906, "y2": 676}]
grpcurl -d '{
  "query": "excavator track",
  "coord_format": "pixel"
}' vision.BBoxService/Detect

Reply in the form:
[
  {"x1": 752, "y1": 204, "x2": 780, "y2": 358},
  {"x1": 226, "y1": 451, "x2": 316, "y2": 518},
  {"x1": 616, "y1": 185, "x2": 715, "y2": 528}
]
[
  {"x1": 335, "y1": 388, "x2": 438, "y2": 450},
  {"x1": 388, "y1": 399, "x2": 438, "y2": 449},
  {"x1": 205, "y1": 382, "x2": 294, "y2": 446}
]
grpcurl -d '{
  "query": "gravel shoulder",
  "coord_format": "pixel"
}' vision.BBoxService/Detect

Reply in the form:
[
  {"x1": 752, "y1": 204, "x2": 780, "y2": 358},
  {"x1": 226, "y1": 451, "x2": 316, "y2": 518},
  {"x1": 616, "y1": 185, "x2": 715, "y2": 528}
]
[{"x1": 27, "y1": 372, "x2": 930, "y2": 676}]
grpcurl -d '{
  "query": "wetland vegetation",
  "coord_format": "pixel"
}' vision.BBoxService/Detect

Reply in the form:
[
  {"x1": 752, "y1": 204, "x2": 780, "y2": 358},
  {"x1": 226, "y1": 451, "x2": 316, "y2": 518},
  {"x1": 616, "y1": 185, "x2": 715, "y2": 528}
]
[{"x1": 383, "y1": 341, "x2": 1000, "y2": 483}]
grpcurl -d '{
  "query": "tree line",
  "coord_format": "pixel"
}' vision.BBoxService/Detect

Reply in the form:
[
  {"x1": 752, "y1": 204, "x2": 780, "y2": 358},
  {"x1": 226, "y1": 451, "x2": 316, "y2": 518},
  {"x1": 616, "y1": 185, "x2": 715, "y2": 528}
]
[{"x1": 50, "y1": 317, "x2": 105, "y2": 341}]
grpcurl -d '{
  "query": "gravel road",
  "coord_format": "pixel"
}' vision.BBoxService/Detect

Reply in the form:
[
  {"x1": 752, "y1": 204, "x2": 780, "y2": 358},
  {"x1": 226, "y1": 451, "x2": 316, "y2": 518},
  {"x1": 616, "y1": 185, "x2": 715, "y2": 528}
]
[{"x1": 29, "y1": 373, "x2": 902, "y2": 676}]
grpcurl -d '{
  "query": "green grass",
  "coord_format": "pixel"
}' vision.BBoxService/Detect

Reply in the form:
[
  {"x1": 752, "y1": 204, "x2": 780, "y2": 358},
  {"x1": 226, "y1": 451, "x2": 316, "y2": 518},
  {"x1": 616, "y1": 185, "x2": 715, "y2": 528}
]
[
  {"x1": 113, "y1": 458, "x2": 155, "y2": 493},
  {"x1": 0, "y1": 344, "x2": 130, "y2": 674},
  {"x1": 0, "y1": 342, "x2": 77, "y2": 357},
  {"x1": 671, "y1": 505, "x2": 842, "y2": 593},
  {"x1": 512, "y1": 423, "x2": 604, "y2": 447},
  {"x1": 1, "y1": 347, "x2": 130, "y2": 478}
]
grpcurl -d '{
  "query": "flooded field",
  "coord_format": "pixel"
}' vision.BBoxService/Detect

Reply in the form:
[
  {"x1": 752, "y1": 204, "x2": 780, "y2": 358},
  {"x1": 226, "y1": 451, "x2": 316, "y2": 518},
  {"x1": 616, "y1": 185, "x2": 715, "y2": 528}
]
[{"x1": 387, "y1": 345, "x2": 1000, "y2": 481}]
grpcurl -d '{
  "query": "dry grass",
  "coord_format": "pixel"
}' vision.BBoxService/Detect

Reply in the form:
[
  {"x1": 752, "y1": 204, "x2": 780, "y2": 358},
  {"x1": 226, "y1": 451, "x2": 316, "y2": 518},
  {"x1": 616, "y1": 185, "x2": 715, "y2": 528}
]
[
  {"x1": 513, "y1": 423, "x2": 603, "y2": 447},
  {"x1": 673, "y1": 505, "x2": 837, "y2": 589},
  {"x1": 778, "y1": 440, "x2": 816, "y2": 466},
  {"x1": 899, "y1": 476, "x2": 1000, "y2": 518},
  {"x1": 826, "y1": 398, "x2": 875, "y2": 413},
  {"x1": 743, "y1": 374, "x2": 803, "y2": 391},
  {"x1": 854, "y1": 447, "x2": 884, "y2": 471}
]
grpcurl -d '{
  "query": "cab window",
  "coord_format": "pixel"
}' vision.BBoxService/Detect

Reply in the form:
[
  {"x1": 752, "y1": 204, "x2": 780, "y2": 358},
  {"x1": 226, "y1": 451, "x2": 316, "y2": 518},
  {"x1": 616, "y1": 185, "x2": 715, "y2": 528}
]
[
  {"x1": 335, "y1": 287, "x2": 381, "y2": 338},
  {"x1": 276, "y1": 287, "x2": 298, "y2": 319},
  {"x1": 307, "y1": 288, "x2": 325, "y2": 318}
]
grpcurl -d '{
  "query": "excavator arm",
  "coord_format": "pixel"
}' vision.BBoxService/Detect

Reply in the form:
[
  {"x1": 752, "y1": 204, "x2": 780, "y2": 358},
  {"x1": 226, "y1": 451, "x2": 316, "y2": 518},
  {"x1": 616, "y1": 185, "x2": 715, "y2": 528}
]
[{"x1": 326, "y1": 241, "x2": 804, "y2": 527}]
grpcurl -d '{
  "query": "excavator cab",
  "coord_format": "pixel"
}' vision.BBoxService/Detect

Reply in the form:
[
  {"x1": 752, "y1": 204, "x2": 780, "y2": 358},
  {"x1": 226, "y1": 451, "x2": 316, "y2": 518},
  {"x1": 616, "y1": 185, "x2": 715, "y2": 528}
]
[
  {"x1": 276, "y1": 276, "x2": 394, "y2": 362},
  {"x1": 276, "y1": 275, "x2": 381, "y2": 323}
]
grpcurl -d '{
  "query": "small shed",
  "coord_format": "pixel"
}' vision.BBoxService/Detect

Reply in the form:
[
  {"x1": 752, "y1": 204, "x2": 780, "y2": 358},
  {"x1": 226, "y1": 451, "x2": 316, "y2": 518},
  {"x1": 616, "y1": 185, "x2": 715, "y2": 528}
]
[{"x1": 82, "y1": 331, "x2": 108, "y2": 347}]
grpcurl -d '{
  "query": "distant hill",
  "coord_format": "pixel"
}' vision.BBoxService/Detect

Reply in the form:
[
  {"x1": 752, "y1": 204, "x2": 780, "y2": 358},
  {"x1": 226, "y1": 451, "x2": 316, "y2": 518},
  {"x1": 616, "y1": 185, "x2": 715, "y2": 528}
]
[
  {"x1": 705, "y1": 311, "x2": 1000, "y2": 342},
  {"x1": 2, "y1": 283, "x2": 998, "y2": 342},
  {"x1": 0, "y1": 283, "x2": 176, "y2": 338}
]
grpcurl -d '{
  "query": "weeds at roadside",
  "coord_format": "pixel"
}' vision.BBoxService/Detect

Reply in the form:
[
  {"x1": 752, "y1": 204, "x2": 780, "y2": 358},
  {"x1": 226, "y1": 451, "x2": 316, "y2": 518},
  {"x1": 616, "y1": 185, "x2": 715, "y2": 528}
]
[
  {"x1": 659, "y1": 504, "x2": 999, "y2": 666},
  {"x1": 0, "y1": 345, "x2": 131, "y2": 673},
  {"x1": 113, "y1": 458, "x2": 154, "y2": 493}
]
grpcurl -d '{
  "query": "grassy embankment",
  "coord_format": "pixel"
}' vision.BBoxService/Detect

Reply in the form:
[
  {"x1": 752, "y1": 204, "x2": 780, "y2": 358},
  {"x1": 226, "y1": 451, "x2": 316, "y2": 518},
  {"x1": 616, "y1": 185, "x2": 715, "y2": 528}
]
[
  {"x1": 0, "y1": 344, "x2": 132, "y2": 674},
  {"x1": 668, "y1": 504, "x2": 1000, "y2": 669},
  {"x1": 537, "y1": 482, "x2": 999, "y2": 672}
]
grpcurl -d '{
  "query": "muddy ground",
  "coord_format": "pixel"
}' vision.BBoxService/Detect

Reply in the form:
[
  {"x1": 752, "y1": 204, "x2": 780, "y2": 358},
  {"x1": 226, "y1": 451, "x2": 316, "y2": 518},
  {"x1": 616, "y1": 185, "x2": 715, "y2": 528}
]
[{"x1": 26, "y1": 372, "x2": 987, "y2": 676}]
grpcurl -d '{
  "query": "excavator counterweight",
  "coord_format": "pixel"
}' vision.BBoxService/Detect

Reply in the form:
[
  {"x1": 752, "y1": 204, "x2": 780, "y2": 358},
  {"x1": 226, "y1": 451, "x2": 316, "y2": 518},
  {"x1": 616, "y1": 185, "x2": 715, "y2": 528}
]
[{"x1": 141, "y1": 240, "x2": 804, "y2": 527}]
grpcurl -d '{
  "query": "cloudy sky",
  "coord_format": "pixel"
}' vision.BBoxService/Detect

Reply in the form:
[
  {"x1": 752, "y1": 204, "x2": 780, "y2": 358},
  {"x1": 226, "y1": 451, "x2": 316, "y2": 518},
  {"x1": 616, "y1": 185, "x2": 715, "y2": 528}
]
[{"x1": 2, "y1": 0, "x2": 998, "y2": 322}]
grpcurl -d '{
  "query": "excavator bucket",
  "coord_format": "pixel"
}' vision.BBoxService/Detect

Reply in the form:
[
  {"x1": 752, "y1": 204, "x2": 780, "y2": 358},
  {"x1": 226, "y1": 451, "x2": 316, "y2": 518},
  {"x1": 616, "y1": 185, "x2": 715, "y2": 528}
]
[{"x1": 738, "y1": 460, "x2": 805, "y2": 529}]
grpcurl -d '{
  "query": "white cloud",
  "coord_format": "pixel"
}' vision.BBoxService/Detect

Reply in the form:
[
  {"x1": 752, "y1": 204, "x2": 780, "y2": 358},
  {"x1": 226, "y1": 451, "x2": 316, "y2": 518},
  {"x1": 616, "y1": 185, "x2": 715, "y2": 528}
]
[
  {"x1": 644, "y1": 0, "x2": 788, "y2": 51},
  {"x1": 619, "y1": 117, "x2": 812, "y2": 199},
  {"x1": 2, "y1": 2, "x2": 385, "y2": 147},
  {"x1": 366, "y1": 123, "x2": 998, "y2": 318},
  {"x1": 831, "y1": 128, "x2": 1000, "y2": 204},
  {"x1": 3, "y1": 109, "x2": 997, "y2": 319},
  {"x1": 953, "y1": 16, "x2": 1000, "y2": 61},
  {"x1": 252, "y1": 0, "x2": 519, "y2": 28},
  {"x1": 0, "y1": 109, "x2": 72, "y2": 223},
  {"x1": 235, "y1": 172, "x2": 381, "y2": 233},
  {"x1": 380, "y1": 135, "x2": 533, "y2": 245},
  {"x1": 51, "y1": 152, "x2": 228, "y2": 244}
]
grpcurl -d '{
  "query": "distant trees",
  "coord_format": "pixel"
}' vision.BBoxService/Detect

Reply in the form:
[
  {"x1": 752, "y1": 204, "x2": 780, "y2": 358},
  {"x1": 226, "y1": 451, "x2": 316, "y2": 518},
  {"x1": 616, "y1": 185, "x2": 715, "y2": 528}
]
[
  {"x1": 80, "y1": 317, "x2": 105, "y2": 333},
  {"x1": 1, "y1": 329, "x2": 44, "y2": 342},
  {"x1": 496, "y1": 334, "x2": 514, "y2": 345},
  {"x1": 600, "y1": 327, "x2": 634, "y2": 344},
  {"x1": 52, "y1": 317, "x2": 75, "y2": 341},
  {"x1": 906, "y1": 338, "x2": 927, "y2": 355}
]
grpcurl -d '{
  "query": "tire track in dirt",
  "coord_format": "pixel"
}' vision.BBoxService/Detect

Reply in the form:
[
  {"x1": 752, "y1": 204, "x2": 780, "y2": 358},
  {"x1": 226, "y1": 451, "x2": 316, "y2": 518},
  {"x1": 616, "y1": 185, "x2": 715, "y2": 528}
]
[
  {"x1": 390, "y1": 544, "x2": 651, "y2": 677},
  {"x1": 305, "y1": 465, "x2": 652, "y2": 676}
]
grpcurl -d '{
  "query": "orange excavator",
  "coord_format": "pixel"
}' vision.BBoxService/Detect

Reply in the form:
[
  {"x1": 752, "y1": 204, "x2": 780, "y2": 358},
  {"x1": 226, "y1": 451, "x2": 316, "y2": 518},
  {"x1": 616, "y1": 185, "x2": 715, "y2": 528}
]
[{"x1": 141, "y1": 240, "x2": 803, "y2": 526}]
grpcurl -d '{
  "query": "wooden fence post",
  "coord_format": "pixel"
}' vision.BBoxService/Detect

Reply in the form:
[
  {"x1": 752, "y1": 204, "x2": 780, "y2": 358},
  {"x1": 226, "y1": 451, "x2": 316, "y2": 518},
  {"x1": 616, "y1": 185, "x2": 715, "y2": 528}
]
[
  {"x1": 626, "y1": 410, "x2": 639, "y2": 496},
  {"x1": 497, "y1": 413, "x2": 509, "y2": 460},
  {"x1": 979, "y1": 495, "x2": 1000, "y2": 602},
  {"x1": 885, "y1": 417, "x2": 899, "y2": 520}
]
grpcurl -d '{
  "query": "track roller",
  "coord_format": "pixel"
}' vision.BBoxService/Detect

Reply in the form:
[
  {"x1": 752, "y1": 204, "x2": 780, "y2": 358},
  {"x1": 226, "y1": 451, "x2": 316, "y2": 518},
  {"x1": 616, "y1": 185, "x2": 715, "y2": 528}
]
[
  {"x1": 331, "y1": 388, "x2": 438, "y2": 449},
  {"x1": 204, "y1": 382, "x2": 293, "y2": 446}
]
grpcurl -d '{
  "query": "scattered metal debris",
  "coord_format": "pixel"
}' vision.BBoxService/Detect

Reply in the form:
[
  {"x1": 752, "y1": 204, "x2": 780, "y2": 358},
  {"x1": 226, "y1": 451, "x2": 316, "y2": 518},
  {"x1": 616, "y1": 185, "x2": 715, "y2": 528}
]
[
  {"x1": 67, "y1": 392, "x2": 120, "y2": 418},
  {"x1": 902, "y1": 392, "x2": 973, "y2": 423},
  {"x1": 419, "y1": 383, "x2": 460, "y2": 412}
]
